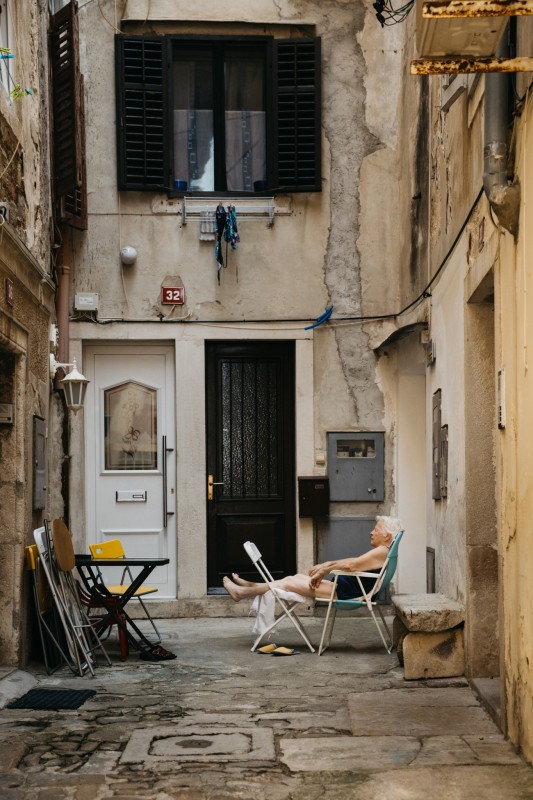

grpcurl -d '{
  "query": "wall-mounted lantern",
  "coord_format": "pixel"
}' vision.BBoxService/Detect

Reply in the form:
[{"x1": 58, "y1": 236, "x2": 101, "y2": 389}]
[{"x1": 50, "y1": 355, "x2": 89, "y2": 413}]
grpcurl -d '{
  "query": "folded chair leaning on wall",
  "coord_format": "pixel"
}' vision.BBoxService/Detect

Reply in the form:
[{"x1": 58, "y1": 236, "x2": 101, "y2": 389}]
[
  {"x1": 89, "y1": 539, "x2": 161, "y2": 643},
  {"x1": 33, "y1": 523, "x2": 111, "y2": 676},
  {"x1": 243, "y1": 541, "x2": 315, "y2": 653},
  {"x1": 316, "y1": 529, "x2": 404, "y2": 656}
]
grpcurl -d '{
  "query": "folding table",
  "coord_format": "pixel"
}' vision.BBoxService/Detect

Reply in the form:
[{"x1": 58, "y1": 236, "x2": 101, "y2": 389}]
[{"x1": 75, "y1": 555, "x2": 169, "y2": 659}]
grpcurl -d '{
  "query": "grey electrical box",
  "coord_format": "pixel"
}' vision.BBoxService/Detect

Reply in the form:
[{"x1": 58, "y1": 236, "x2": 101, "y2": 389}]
[
  {"x1": 327, "y1": 432, "x2": 384, "y2": 501},
  {"x1": 75, "y1": 292, "x2": 99, "y2": 311},
  {"x1": 33, "y1": 416, "x2": 46, "y2": 511}
]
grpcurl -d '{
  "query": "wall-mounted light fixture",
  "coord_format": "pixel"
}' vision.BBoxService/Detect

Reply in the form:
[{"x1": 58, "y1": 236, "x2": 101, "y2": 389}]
[
  {"x1": 50, "y1": 355, "x2": 89, "y2": 413},
  {"x1": 120, "y1": 245, "x2": 138, "y2": 265}
]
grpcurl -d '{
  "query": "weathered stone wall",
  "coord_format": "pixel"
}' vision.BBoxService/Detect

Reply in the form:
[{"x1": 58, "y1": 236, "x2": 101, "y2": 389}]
[
  {"x1": 0, "y1": 0, "x2": 55, "y2": 666},
  {"x1": 0, "y1": 232, "x2": 54, "y2": 665}
]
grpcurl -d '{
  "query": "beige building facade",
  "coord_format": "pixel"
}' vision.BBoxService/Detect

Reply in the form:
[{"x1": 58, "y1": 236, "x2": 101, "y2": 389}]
[
  {"x1": 66, "y1": 0, "x2": 428, "y2": 622},
  {"x1": 497, "y1": 73, "x2": 533, "y2": 763},
  {"x1": 410, "y1": 8, "x2": 533, "y2": 764}
]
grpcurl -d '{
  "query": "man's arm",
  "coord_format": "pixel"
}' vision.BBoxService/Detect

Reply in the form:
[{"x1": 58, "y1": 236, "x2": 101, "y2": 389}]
[{"x1": 308, "y1": 547, "x2": 388, "y2": 590}]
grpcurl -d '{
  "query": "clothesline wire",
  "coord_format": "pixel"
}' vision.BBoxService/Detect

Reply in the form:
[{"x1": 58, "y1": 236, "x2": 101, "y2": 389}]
[{"x1": 73, "y1": 186, "x2": 485, "y2": 327}]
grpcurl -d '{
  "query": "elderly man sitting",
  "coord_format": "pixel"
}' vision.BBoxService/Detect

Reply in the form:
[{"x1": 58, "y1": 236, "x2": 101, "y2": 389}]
[{"x1": 223, "y1": 515, "x2": 402, "y2": 602}]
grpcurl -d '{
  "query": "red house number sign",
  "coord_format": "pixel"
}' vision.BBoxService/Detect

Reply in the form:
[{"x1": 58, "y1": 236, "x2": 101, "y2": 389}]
[{"x1": 161, "y1": 287, "x2": 185, "y2": 305}]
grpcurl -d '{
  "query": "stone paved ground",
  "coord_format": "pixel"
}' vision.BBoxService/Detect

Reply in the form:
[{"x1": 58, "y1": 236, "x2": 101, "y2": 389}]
[{"x1": 1, "y1": 616, "x2": 533, "y2": 799}]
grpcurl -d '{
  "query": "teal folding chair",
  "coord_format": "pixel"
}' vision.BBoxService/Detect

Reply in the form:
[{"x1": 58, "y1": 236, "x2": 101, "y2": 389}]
[{"x1": 316, "y1": 530, "x2": 404, "y2": 655}]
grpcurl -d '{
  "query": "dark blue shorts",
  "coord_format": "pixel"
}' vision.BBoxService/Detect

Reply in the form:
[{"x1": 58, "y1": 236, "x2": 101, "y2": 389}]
[{"x1": 335, "y1": 571, "x2": 380, "y2": 600}]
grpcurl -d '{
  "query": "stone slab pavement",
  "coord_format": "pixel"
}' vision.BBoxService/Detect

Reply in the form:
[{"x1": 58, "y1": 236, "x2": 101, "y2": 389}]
[{"x1": 0, "y1": 616, "x2": 532, "y2": 799}]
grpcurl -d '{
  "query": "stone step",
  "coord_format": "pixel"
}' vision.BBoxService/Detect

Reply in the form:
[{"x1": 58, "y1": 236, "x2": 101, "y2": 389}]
[{"x1": 392, "y1": 593, "x2": 465, "y2": 632}]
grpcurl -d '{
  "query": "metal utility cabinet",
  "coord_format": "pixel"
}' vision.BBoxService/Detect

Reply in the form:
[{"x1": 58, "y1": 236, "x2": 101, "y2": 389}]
[{"x1": 327, "y1": 432, "x2": 385, "y2": 501}]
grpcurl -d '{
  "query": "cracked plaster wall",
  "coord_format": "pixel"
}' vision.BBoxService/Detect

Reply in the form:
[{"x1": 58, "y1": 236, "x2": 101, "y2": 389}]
[{"x1": 71, "y1": 0, "x2": 425, "y2": 593}]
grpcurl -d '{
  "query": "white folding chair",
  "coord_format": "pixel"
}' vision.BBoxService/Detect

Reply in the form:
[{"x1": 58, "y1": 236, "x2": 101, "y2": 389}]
[{"x1": 243, "y1": 541, "x2": 315, "y2": 653}]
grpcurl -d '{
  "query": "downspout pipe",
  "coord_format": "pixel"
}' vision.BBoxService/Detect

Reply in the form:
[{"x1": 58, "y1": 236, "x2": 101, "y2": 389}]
[
  {"x1": 483, "y1": 31, "x2": 520, "y2": 237},
  {"x1": 55, "y1": 225, "x2": 71, "y2": 388}
]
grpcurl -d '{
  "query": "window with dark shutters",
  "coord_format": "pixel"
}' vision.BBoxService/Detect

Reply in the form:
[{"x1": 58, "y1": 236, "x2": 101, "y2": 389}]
[
  {"x1": 50, "y1": 2, "x2": 82, "y2": 197},
  {"x1": 59, "y1": 73, "x2": 87, "y2": 230},
  {"x1": 116, "y1": 36, "x2": 168, "y2": 191},
  {"x1": 115, "y1": 34, "x2": 321, "y2": 195},
  {"x1": 273, "y1": 38, "x2": 321, "y2": 193}
]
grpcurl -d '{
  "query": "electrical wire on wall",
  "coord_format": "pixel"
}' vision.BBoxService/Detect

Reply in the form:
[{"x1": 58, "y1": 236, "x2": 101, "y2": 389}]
[
  {"x1": 75, "y1": 186, "x2": 485, "y2": 328},
  {"x1": 79, "y1": 184, "x2": 485, "y2": 329},
  {"x1": 372, "y1": 0, "x2": 415, "y2": 27}
]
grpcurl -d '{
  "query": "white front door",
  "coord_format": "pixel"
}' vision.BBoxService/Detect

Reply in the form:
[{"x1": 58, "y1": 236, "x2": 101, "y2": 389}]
[{"x1": 85, "y1": 345, "x2": 176, "y2": 598}]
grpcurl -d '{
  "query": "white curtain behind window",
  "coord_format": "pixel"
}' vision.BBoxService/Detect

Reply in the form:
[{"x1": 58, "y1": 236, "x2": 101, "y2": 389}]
[
  {"x1": 225, "y1": 111, "x2": 266, "y2": 192},
  {"x1": 173, "y1": 109, "x2": 214, "y2": 191}
]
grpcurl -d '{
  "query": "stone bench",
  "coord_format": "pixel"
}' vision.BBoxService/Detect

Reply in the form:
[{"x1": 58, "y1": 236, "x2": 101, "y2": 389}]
[{"x1": 391, "y1": 593, "x2": 465, "y2": 680}]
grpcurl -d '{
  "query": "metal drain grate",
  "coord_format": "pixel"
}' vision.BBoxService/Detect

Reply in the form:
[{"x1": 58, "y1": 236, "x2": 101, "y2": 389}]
[{"x1": 7, "y1": 688, "x2": 97, "y2": 710}]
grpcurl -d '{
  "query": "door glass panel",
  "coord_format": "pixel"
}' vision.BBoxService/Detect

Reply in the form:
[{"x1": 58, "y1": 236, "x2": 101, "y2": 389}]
[
  {"x1": 220, "y1": 358, "x2": 279, "y2": 498},
  {"x1": 104, "y1": 382, "x2": 158, "y2": 470}
]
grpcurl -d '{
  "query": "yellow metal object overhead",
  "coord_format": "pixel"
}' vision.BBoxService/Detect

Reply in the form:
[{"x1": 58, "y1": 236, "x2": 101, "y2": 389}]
[
  {"x1": 411, "y1": 55, "x2": 533, "y2": 72},
  {"x1": 422, "y1": 0, "x2": 533, "y2": 17},
  {"x1": 416, "y1": 0, "x2": 507, "y2": 57}
]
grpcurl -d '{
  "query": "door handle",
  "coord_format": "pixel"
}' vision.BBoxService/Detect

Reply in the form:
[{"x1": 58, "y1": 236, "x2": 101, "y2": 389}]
[
  {"x1": 162, "y1": 436, "x2": 175, "y2": 527},
  {"x1": 207, "y1": 474, "x2": 224, "y2": 501}
]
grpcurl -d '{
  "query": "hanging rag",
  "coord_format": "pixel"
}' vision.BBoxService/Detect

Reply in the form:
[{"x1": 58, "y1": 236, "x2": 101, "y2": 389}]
[
  {"x1": 224, "y1": 205, "x2": 240, "y2": 250},
  {"x1": 249, "y1": 588, "x2": 307, "y2": 637},
  {"x1": 215, "y1": 203, "x2": 227, "y2": 284}
]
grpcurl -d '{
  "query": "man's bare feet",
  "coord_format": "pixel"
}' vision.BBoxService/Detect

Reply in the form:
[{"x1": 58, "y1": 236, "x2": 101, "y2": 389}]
[
  {"x1": 231, "y1": 573, "x2": 255, "y2": 587},
  {"x1": 223, "y1": 576, "x2": 245, "y2": 602}
]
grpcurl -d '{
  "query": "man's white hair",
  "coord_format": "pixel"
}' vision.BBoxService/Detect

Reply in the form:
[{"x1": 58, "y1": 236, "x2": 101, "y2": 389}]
[{"x1": 376, "y1": 515, "x2": 402, "y2": 537}]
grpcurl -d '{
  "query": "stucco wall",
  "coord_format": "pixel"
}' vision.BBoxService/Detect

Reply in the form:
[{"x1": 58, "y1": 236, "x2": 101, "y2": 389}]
[
  {"x1": 497, "y1": 92, "x2": 533, "y2": 762},
  {"x1": 423, "y1": 13, "x2": 533, "y2": 760},
  {"x1": 69, "y1": 0, "x2": 427, "y2": 610}
]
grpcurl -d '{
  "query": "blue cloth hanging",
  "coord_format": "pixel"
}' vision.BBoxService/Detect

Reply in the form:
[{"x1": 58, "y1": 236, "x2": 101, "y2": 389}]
[
  {"x1": 304, "y1": 306, "x2": 334, "y2": 330},
  {"x1": 215, "y1": 203, "x2": 227, "y2": 284},
  {"x1": 224, "y1": 205, "x2": 240, "y2": 250}
]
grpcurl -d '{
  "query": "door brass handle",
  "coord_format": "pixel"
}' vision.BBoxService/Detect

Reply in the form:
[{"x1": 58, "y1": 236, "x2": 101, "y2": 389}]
[{"x1": 208, "y1": 474, "x2": 224, "y2": 501}]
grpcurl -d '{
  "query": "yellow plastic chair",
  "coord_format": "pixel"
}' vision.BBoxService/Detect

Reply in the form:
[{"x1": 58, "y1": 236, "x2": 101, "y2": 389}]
[{"x1": 88, "y1": 539, "x2": 161, "y2": 643}]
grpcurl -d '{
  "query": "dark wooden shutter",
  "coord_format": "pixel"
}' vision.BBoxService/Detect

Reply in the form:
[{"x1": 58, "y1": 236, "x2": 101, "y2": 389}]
[
  {"x1": 273, "y1": 38, "x2": 321, "y2": 193},
  {"x1": 432, "y1": 389, "x2": 442, "y2": 500},
  {"x1": 59, "y1": 72, "x2": 88, "y2": 230},
  {"x1": 50, "y1": 1, "x2": 82, "y2": 197},
  {"x1": 116, "y1": 36, "x2": 168, "y2": 191}
]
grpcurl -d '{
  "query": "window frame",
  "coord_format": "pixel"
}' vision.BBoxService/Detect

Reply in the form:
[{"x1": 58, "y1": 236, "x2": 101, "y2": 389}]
[
  {"x1": 116, "y1": 33, "x2": 321, "y2": 196},
  {"x1": 0, "y1": 0, "x2": 13, "y2": 97},
  {"x1": 169, "y1": 35, "x2": 272, "y2": 196}
]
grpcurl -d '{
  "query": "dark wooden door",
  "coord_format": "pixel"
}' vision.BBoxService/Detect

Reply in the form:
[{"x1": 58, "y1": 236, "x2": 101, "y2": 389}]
[{"x1": 206, "y1": 341, "x2": 296, "y2": 591}]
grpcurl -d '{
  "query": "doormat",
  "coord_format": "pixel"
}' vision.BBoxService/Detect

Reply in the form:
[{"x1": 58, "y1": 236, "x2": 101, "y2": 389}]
[{"x1": 7, "y1": 688, "x2": 97, "y2": 710}]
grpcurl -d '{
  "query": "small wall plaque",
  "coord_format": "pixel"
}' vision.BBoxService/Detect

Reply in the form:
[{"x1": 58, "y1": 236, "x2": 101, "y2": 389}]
[{"x1": 161, "y1": 287, "x2": 185, "y2": 305}]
